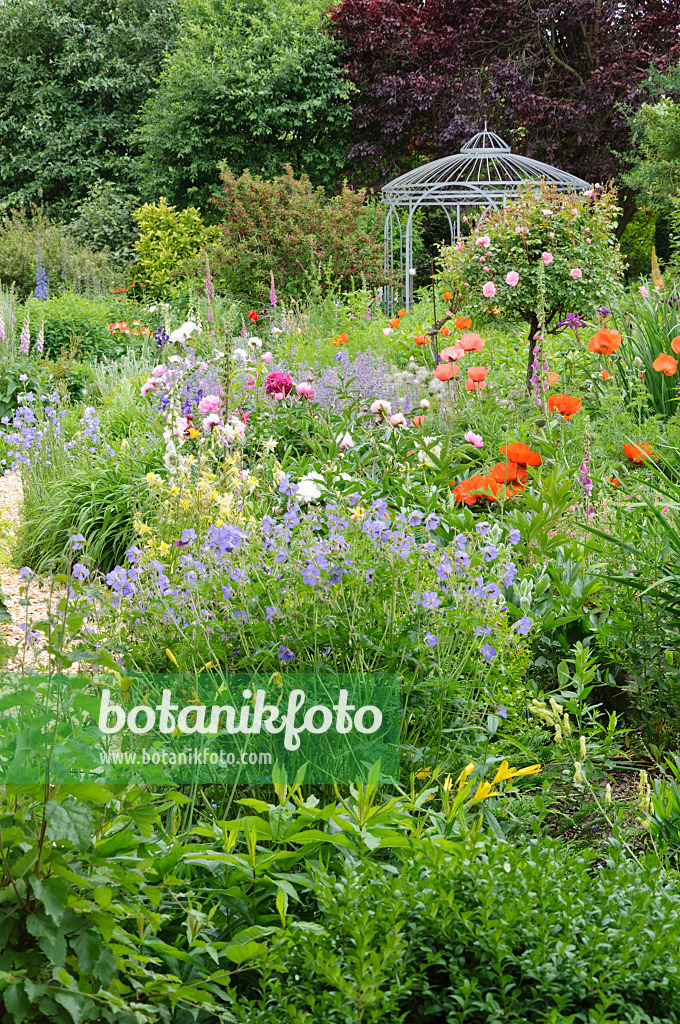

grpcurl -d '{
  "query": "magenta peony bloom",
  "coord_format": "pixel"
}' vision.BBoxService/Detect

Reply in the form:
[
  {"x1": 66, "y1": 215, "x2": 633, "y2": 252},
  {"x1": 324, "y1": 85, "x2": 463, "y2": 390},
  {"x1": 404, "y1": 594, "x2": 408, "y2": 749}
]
[{"x1": 265, "y1": 371, "x2": 294, "y2": 396}]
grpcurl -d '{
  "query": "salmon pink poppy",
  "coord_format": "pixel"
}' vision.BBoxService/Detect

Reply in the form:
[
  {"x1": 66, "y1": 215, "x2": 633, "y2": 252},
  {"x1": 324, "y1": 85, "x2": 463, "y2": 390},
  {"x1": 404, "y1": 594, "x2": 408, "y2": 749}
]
[
  {"x1": 588, "y1": 329, "x2": 621, "y2": 355},
  {"x1": 412, "y1": 415, "x2": 425, "y2": 427},
  {"x1": 547, "y1": 372, "x2": 559, "y2": 383},
  {"x1": 499, "y1": 443, "x2": 541, "y2": 467},
  {"x1": 465, "y1": 378, "x2": 486, "y2": 391},
  {"x1": 652, "y1": 353, "x2": 678, "y2": 376},
  {"x1": 440, "y1": 344, "x2": 464, "y2": 362},
  {"x1": 455, "y1": 316, "x2": 472, "y2": 330},
  {"x1": 459, "y1": 333, "x2": 485, "y2": 352},
  {"x1": 434, "y1": 363, "x2": 458, "y2": 381},
  {"x1": 671, "y1": 336, "x2": 680, "y2": 355},
  {"x1": 467, "y1": 366, "x2": 489, "y2": 382},
  {"x1": 548, "y1": 394, "x2": 581, "y2": 421},
  {"x1": 623, "y1": 442, "x2": 656, "y2": 463}
]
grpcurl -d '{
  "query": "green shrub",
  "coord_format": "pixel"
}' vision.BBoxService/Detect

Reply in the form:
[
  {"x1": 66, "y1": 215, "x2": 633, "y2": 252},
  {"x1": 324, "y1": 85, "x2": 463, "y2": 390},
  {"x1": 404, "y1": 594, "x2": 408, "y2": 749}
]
[
  {"x1": 0, "y1": 208, "x2": 118, "y2": 299},
  {"x1": 68, "y1": 179, "x2": 140, "y2": 268},
  {"x1": 619, "y1": 208, "x2": 657, "y2": 281},
  {"x1": 186, "y1": 164, "x2": 385, "y2": 304},
  {"x1": 31, "y1": 294, "x2": 158, "y2": 360},
  {"x1": 237, "y1": 836, "x2": 680, "y2": 1024},
  {"x1": 128, "y1": 197, "x2": 220, "y2": 299}
]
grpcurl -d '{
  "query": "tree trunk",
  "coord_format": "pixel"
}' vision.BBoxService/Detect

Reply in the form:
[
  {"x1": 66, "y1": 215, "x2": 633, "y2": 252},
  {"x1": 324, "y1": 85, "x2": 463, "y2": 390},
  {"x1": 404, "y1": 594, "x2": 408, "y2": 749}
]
[
  {"x1": 615, "y1": 187, "x2": 637, "y2": 240},
  {"x1": 526, "y1": 312, "x2": 539, "y2": 393}
]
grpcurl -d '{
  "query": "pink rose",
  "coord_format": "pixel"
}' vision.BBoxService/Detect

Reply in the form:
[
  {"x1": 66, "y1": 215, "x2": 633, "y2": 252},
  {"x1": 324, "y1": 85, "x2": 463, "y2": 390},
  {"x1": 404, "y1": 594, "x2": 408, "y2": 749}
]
[
  {"x1": 475, "y1": 235, "x2": 491, "y2": 248},
  {"x1": 542, "y1": 252, "x2": 553, "y2": 265},
  {"x1": 482, "y1": 282, "x2": 496, "y2": 298},
  {"x1": 570, "y1": 268, "x2": 583, "y2": 279},
  {"x1": 261, "y1": 351, "x2": 273, "y2": 363},
  {"x1": 505, "y1": 271, "x2": 519, "y2": 287}
]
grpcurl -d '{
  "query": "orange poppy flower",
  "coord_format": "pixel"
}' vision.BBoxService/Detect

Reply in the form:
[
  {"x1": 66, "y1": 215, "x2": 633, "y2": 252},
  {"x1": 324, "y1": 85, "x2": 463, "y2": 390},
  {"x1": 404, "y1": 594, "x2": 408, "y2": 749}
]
[
  {"x1": 547, "y1": 372, "x2": 559, "y2": 383},
  {"x1": 459, "y1": 332, "x2": 485, "y2": 352},
  {"x1": 450, "y1": 474, "x2": 499, "y2": 504},
  {"x1": 133, "y1": 330, "x2": 140, "y2": 335},
  {"x1": 107, "y1": 323, "x2": 118, "y2": 331},
  {"x1": 623, "y1": 442, "x2": 656, "y2": 463},
  {"x1": 120, "y1": 322, "x2": 129, "y2": 328},
  {"x1": 588, "y1": 329, "x2": 621, "y2": 355},
  {"x1": 465, "y1": 378, "x2": 486, "y2": 391},
  {"x1": 652, "y1": 352, "x2": 678, "y2": 376},
  {"x1": 132, "y1": 320, "x2": 141, "y2": 326},
  {"x1": 602, "y1": 370, "x2": 611, "y2": 380},
  {"x1": 441, "y1": 325, "x2": 450, "y2": 336},
  {"x1": 442, "y1": 291, "x2": 452, "y2": 301},
  {"x1": 671, "y1": 336, "x2": 680, "y2": 355},
  {"x1": 548, "y1": 394, "x2": 581, "y2": 421},
  {"x1": 389, "y1": 318, "x2": 400, "y2": 328},
  {"x1": 488, "y1": 462, "x2": 528, "y2": 484},
  {"x1": 609, "y1": 476, "x2": 621, "y2": 486},
  {"x1": 499, "y1": 443, "x2": 541, "y2": 467},
  {"x1": 467, "y1": 366, "x2": 489, "y2": 382},
  {"x1": 455, "y1": 316, "x2": 472, "y2": 330},
  {"x1": 414, "y1": 334, "x2": 430, "y2": 347},
  {"x1": 434, "y1": 363, "x2": 458, "y2": 381},
  {"x1": 120, "y1": 326, "x2": 131, "y2": 334},
  {"x1": 397, "y1": 308, "x2": 407, "y2": 317},
  {"x1": 141, "y1": 327, "x2": 149, "y2": 334}
]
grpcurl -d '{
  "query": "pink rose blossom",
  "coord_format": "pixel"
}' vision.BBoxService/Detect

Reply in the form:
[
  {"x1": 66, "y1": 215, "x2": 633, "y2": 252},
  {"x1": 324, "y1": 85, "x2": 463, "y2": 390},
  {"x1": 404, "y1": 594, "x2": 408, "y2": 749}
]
[
  {"x1": 475, "y1": 234, "x2": 491, "y2": 248},
  {"x1": 542, "y1": 252, "x2": 553, "y2": 265},
  {"x1": 505, "y1": 271, "x2": 519, "y2": 287},
  {"x1": 482, "y1": 282, "x2": 496, "y2": 298},
  {"x1": 570, "y1": 268, "x2": 583, "y2": 279},
  {"x1": 464, "y1": 430, "x2": 483, "y2": 447}
]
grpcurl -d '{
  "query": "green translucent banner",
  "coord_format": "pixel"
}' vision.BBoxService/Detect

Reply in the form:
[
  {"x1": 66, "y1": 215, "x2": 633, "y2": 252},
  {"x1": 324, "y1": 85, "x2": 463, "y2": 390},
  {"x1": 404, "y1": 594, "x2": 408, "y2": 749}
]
[{"x1": 0, "y1": 672, "x2": 400, "y2": 785}]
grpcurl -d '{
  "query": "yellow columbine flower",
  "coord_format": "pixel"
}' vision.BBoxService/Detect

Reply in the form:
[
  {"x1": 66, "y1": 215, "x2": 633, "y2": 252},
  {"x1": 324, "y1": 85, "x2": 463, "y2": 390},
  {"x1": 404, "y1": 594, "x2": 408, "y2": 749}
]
[
  {"x1": 456, "y1": 762, "x2": 475, "y2": 791},
  {"x1": 471, "y1": 781, "x2": 500, "y2": 802},
  {"x1": 158, "y1": 541, "x2": 170, "y2": 555}
]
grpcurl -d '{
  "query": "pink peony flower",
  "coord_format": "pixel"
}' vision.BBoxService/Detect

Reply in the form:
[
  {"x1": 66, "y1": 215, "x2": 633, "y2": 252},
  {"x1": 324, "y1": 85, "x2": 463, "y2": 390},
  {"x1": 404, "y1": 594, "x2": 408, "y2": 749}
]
[
  {"x1": 203, "y1": 413, "x2": 221, "y2": 431},
  {"x1": 198, "y1": 394, "x2": 221, "y2": 414},
  {"x1": 505, "y1": 271, "x2": 520, "y2": 287},
  {"x1": 464, "y1": 430, "x2": 484, "y2": 447},
  {"x1": 570, "y1": 268, "x2": 583, "y2": 279},
  {"x1": 140, "y1": 379, "x2": 158, "y2": 397},
  {"x1": 261, "y1": 351, "x2": 273, "y2": 363},
  {"x1": 265, "y1": 371, "x2": 294, "y2": 396},
  {"x1": 639, "y1": 286, "x2": 649, "y2": 298},
  {"x1": 152, "y1": 364, "x2": 167, "y2": 377},
  {"x1": 482, "y1": 282, "x2": 496, "y2": 298},
  {"x1": 370, "y1": 400, "x2": 391, "y2": 416},
  {"x1": 335, "y1": 431, "x2": 354, "y2": 449},
  {"x1": 389, "y1": 412, "x2": 407, "y2": 428},
  {"x1": 542, "y1": 252, "x2": 553, "y2": 265},
  {"x1": 295, "y1": 382, "x2": 314, "y2": 399}
]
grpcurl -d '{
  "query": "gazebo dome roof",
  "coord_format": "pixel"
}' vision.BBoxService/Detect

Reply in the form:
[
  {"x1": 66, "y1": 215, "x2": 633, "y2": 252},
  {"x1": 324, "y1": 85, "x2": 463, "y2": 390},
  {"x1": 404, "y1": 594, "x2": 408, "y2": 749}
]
[{"x1": 381, "y1": 127, "x2": 591, "y2": 206}]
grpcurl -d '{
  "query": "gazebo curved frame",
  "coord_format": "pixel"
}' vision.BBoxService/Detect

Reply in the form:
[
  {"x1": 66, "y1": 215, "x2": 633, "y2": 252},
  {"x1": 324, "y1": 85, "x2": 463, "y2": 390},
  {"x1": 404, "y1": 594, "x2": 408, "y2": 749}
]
[{"x1": 381, "y1": 127, "x2": 591, "y2": 313}]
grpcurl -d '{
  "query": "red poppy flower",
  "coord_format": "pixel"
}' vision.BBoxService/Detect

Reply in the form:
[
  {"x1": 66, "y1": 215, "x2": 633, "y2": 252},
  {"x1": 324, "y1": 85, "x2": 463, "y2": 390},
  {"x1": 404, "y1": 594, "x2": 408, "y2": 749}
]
[
  {"x1": 499, "y1": 443, "x2": 541, "y2": 467},
  {"x1": 488, "y1": 462, "x2": 528, "y2": 484},
  {"x1": 602, "y1": 370, "x2": 611, "y2": 380},
  {"x1": 609, "y1": 476, "x2": 621, "y2": 486},
  {"x1": 397, "y1": 308, "x2": 407, "y2": 317},
  {"x1": 389, "y1": 318, "x2": 400, "y2": 328},
  {"x1": 623, "y1": 442, "x2": 656, "y2": 463},
  {"x1": 247, "y1": 310, "x2": 259, "y2": 322},
  {"x1": 440, "y1": 325, "x2": 450, "y2": 336},
  {"x1": 414, "y1": 334, "x2": 430, "y2": 347},
  {"x1": 548, "y1": 394, "x2": 581, "y2": 421},
  {"x1": 450, "y1": 474, "x2": 499, "y2": 504},
  {"x1": 588, "y1": 329, "x2": 621, "y2": 354}
]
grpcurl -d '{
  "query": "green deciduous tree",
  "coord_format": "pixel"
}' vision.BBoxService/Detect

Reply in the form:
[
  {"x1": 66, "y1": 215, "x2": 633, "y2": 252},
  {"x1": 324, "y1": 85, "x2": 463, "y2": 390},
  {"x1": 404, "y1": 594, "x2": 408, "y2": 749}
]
[
  {"x1": 137, "y1": 0, "x2": 354, "y2": 212},
  {"x1": 0, "y1": 0, "x2": 179, "y2": 220}
]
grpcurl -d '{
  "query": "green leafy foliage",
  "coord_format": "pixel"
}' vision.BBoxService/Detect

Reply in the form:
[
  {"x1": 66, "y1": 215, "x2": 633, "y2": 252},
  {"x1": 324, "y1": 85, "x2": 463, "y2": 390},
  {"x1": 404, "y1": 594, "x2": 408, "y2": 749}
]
[
  {"x1": 0, "y1": 0, "x2": 180, "y2": 220},
  {"x1": 68, "y1": 180, "x2": 141, "y2": 268},
  {"x1": 189, "y1": 165, "x2": 385, "y2": 303},
  {"x1": 128, "y1": 197, "x2": 220, "y2": 299},
  {"x1": 0, "y1": 209, "x2": 117, "y2": 299},
  {"x1": 137, "y1": 0, "x2": 353, "y2": 211},
  {"x1": 236, "y1": 836, "x2": 680, "y2": 1024}
]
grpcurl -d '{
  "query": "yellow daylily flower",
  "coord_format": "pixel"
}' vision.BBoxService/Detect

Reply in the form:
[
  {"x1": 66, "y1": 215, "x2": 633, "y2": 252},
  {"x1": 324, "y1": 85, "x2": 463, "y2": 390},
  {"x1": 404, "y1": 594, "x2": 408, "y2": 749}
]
[
  {"x1": 471, "y1": 781, "x2": 500, "y2": 802},
  {"x1": 514, "y1": 764, "x2": 542, "y2": 777},
  {"x1": 456, "y1": 762, "x2": 475, "y2": 791},
  {"x1": 492, "y1": 760, "x2": 516, "y2": 784},
  {"x1": 415, "y1": 766, "x2": 433, "y2": 780}
]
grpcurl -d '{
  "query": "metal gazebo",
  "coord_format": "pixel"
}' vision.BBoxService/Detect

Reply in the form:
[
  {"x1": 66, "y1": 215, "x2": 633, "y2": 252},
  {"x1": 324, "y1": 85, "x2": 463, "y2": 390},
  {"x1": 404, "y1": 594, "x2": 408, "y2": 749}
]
[{"x1": 381, "y1": 125, "x2": 591, "y2": 312}]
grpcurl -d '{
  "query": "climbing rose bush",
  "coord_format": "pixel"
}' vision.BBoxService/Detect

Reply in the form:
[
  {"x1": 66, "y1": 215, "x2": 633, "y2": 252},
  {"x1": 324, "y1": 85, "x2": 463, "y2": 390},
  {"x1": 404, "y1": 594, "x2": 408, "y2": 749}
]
[{"x1": 439, "y1": 183, "x2": 624, "y2": 344}]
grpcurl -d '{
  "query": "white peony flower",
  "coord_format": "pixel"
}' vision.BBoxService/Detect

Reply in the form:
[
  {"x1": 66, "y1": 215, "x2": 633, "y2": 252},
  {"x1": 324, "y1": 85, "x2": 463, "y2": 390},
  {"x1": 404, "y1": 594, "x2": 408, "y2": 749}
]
[{"x1": 169, "y1": 320, "x2": 201, "y2": 345}]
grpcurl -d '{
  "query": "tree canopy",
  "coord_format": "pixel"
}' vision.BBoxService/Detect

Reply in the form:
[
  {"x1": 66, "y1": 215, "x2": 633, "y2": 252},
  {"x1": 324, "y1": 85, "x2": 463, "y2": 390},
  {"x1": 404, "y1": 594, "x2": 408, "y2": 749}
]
[
  {"x1": 137, "y1": 0, "x2": 354, "y2": 212},
  {"x1": 330, "y1": 0, "x2": 680, "y2": 228},
  {"x1": 0, "y1": 0, "x2": 179, "y2": 219}
]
